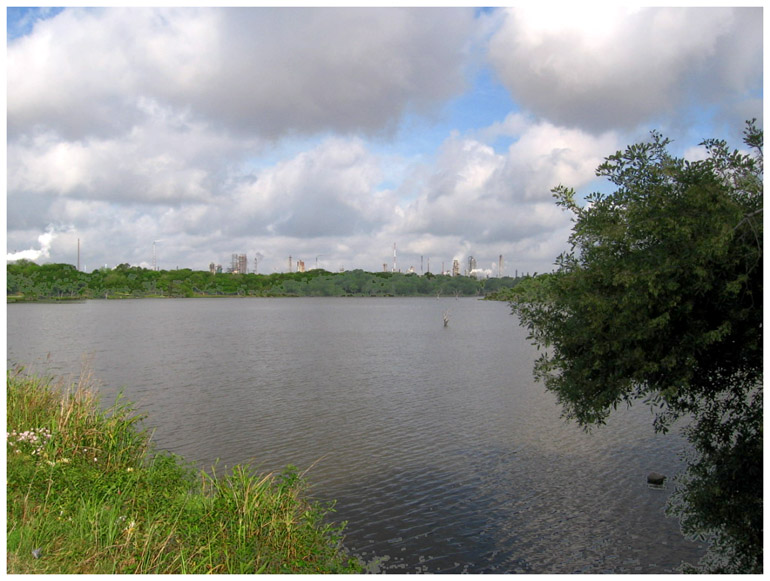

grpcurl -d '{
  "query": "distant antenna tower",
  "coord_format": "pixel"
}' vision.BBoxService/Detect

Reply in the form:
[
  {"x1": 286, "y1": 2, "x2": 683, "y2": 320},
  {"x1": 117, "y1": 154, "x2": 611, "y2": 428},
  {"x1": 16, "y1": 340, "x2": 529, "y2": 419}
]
[
  {"x1": 392, "y1": 243, "x2": 397, "y2": 273},
  {"x1": 152, "y1": 240, "x2": 160, "y2": 271},
  {"x1": 289, "y1": 255, "x2": 293, "y2": 273}
]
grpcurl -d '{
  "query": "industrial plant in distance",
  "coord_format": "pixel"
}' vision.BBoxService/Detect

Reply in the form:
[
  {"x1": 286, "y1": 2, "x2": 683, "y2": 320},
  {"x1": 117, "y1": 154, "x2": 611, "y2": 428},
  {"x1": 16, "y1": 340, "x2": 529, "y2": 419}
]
[{"x1": 214, "y1": 249, "x2": 511, "y2": 279}]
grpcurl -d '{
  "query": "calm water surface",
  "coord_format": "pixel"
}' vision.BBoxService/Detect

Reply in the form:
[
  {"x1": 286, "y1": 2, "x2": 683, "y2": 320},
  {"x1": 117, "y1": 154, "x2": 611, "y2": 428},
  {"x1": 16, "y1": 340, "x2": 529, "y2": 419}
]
[{"x1": 7, "y1": 297, "x2": 705, "y2": 573}]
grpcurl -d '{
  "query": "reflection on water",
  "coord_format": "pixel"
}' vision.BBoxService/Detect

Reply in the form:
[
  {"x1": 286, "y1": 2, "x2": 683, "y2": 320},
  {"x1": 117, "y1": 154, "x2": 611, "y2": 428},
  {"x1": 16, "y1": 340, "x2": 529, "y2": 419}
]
[{"x1": 7, "y1": 297, "x2": 705, "y2": 573}]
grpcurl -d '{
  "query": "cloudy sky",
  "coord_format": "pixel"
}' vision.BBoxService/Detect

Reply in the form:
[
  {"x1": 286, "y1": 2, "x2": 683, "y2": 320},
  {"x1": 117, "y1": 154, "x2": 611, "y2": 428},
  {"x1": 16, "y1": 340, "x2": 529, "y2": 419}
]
[{"x1": 6, "y1": 5, "x2": 763, "y2": 276}]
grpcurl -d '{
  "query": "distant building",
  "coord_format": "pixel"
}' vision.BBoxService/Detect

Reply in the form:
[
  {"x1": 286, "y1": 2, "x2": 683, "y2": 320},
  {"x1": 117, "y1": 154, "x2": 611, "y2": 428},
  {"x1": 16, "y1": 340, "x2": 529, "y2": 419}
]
[
  {"x1": 231, "y1": 253, "x2": 248, "y2": 274},
  {"x1": 468, "y1": 256, "x2": 477, "y2": 273},
  {"x1": 452, "y1": 259, "x2": 460, "y2": 277},
  {"x1": 297, "y1": 259, "x2": 306, "y2": 273}
]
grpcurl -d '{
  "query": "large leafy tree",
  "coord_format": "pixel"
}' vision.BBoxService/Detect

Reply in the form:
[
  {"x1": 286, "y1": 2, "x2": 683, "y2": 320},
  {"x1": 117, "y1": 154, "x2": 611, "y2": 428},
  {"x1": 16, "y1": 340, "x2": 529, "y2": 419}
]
[{"x1": 510, "y1": 121, "x2": 762, "y2": 572}]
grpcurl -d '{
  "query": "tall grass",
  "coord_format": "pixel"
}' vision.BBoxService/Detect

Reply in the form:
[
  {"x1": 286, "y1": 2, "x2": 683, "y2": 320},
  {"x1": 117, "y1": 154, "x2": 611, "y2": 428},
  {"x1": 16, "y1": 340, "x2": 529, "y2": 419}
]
[{"x1": 6, "y1": 367, "x2": 362, "y2": 574}]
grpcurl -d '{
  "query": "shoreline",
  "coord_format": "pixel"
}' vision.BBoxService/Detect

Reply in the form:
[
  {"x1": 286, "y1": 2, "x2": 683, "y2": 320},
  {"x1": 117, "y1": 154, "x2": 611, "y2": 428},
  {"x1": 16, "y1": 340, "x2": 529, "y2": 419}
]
[{"x1": 6, "y1": 368, "x2": 364, "y2": 574}]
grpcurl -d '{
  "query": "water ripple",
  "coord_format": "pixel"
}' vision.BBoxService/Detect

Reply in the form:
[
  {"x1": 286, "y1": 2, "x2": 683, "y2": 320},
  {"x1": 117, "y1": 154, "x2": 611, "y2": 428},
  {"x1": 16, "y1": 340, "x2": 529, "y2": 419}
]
[{"x1": 7, "y1": 298, "x2": 706, "y2": 573}]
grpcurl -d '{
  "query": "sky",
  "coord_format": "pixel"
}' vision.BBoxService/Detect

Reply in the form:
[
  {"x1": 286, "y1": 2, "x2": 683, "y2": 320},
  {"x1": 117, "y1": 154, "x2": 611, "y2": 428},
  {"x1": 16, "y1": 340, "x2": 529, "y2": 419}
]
[{"x1": 6, "y1": 5, "x2": 764, "y2": 276}]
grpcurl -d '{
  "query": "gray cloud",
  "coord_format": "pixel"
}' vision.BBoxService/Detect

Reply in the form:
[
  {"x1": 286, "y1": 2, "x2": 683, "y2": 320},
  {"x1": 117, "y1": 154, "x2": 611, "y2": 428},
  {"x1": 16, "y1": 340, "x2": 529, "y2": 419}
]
[
  {"x1": 227, "y1": 138, "x2": 393, "y2": 239},
  {"x1": 198, "y1": 8, "x2": 475, "y2": 138},
  {"x1": 392, "y1": 119, "x2": 617, "y2": 245},
  {"x1": 8, "y1": 7, "x2": 474, "y2": 142},
  {"x1": 487, "y1": 6, "x2": 763, "y2": 134},
  {"x1": 8, "y1": 105, "x2": 252, "y2": 206}
]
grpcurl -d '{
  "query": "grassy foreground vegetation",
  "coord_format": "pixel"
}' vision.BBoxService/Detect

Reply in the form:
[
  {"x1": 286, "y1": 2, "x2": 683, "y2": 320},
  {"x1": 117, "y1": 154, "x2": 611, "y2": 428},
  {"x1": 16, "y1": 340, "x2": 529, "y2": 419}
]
[{"x1": 6, "y1": 368, "x2": 362, "y2": 574}]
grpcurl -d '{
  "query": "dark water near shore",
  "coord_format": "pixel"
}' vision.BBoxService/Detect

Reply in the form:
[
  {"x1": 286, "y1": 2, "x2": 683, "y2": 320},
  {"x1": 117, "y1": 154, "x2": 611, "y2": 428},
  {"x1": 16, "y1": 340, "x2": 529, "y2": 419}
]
[{"x1": 7, "y1": 297, "x2": 705, "y2": 573}]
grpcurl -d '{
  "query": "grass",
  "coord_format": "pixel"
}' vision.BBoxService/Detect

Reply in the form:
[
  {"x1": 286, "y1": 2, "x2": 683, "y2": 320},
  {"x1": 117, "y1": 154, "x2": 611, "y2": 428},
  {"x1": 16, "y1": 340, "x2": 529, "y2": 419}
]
[{"x1": 6, "y1": 367, "x2": 363, "y2": 574}]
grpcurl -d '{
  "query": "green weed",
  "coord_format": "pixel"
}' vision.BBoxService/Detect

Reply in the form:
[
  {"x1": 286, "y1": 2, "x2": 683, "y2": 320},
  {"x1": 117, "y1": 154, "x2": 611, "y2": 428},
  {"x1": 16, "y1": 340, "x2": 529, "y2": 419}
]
[{"x1": 6, "y1": 367, "x2": 362, "y2": 574}]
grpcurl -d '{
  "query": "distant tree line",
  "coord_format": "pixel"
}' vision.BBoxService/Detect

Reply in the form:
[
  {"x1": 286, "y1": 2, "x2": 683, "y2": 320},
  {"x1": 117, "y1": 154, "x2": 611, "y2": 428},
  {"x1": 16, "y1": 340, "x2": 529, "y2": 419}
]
[{"x1": 6, "y1": 260, "x2": 524, "y2": 300}]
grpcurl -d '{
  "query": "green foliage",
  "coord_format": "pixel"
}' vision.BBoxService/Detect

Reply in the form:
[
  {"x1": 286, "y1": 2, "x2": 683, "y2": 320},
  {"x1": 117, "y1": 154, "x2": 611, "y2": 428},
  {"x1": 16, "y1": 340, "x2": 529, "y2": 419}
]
[
  {"x1": 7, "y1": 263, "x2": 523, "y2": 299},
  {"x1": 7, "y1": 261, "x2": 91, "y2": 300},
  {"x1": 6, "y1": 369, "x2": 363, "y2": 574},
  {"x1": 510, "y1": 121, "x2": 763, "y2": 573}
]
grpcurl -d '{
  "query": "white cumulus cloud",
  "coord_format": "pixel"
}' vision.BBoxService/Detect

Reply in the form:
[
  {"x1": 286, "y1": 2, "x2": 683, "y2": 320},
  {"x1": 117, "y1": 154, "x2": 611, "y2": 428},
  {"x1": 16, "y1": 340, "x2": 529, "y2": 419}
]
[
  {"x1": 487, "y1": 6, "x2": 762, "y2": 133},
  {"x1": 5, "y1": 7, "x2": 762, "y2": 275}
]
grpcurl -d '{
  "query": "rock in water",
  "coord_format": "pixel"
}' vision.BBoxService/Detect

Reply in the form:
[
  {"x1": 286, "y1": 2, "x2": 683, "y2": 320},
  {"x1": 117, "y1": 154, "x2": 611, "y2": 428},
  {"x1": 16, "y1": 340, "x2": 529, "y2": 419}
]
[{"x1": 647, "y1": 472, "x2": 666, "y2": 486}]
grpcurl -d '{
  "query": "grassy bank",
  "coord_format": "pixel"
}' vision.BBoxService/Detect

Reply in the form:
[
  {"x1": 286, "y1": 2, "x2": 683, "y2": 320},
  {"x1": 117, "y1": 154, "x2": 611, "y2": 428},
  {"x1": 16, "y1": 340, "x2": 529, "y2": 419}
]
[{"x1": 6, "y1": 368, "x2": 362, "y2": 574}]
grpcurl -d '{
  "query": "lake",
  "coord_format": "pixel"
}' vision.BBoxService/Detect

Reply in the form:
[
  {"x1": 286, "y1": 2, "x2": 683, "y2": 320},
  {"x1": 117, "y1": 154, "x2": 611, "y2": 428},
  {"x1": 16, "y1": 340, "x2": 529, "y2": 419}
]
[{"x1": 7, "y1": 297, "x2": 705, "y2": 573}]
